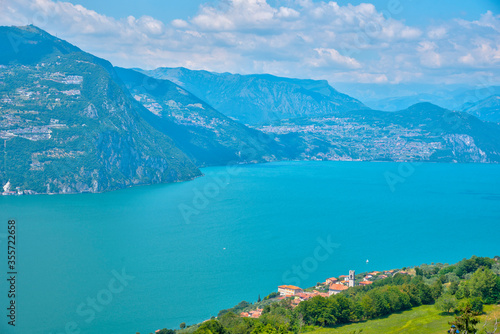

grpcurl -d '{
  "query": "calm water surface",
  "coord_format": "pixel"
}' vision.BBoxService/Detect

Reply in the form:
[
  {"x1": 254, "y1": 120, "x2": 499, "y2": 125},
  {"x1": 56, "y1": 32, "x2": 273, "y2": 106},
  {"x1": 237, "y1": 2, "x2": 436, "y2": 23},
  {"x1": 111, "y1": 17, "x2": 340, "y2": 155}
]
[{"x1": 0, "y1": 161, "x2": 499, "y2": 334}]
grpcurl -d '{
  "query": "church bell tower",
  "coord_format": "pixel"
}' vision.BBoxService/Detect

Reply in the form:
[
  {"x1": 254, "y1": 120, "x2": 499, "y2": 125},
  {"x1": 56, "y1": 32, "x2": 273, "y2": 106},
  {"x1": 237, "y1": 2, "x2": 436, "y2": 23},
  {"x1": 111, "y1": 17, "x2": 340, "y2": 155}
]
[{"x1": 349, "y1": 270, "x2": 355, "y2": 287}]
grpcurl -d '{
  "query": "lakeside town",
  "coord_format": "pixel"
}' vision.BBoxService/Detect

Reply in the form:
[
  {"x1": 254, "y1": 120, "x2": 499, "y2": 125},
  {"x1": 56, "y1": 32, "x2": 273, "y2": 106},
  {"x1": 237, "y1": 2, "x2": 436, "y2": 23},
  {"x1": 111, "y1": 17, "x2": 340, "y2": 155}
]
[
  {"x1": 257, "y1": 118, "x2": 444, "y2": 162},
  {"x1": 237, "y1": 268, "x2": 409, "y2": 319}
]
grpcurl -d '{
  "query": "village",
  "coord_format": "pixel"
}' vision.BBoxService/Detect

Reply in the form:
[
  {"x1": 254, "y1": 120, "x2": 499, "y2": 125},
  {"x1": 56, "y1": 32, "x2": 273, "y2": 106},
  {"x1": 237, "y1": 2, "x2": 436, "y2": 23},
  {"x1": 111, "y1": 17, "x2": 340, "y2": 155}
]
[
  {"x1": 257, "y1": 118, "x2": 443, "y2": 162},
  {"x1": 239, "y1": 268, "x2": 409, "y2": 319}
]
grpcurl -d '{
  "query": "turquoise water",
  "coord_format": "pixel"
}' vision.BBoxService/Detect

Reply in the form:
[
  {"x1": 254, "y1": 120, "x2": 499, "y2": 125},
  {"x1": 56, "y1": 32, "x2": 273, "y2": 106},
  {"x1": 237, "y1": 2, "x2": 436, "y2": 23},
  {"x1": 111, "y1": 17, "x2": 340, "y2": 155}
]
[{"x1": 0, "y1": 161, "x2": 499, "y2": 334}]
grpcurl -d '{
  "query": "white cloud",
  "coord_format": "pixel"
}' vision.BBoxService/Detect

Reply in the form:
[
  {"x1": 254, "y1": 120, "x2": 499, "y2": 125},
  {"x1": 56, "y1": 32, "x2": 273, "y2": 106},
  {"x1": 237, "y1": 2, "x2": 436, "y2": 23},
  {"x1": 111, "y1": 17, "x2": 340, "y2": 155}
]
[
  {"x1": 458, "y1": 42, "x2": 500, "y2": 67},
  {"x1": 0, "y1": 0, "x2": 498, "y2": 86},
  {"x1": 191, "y1": 0, "x2": 280, "y2": 31},
  {"x1": 427, "y1": 26, "x2": 447, "y2": 39},
  {"x1": 472, "y1": 10, "x2": 500, "y2": 32},
  {"x1": 416, "y1": 41, "x2": 442, "y2": 68},
  {"x1": 171, "y1": 19, "x2": 189, "y2": 29},
  {"x1": 459, "y1": 53, "x2": 475, "y2": 65},
  {"x1": 311, "y1": 48, "x2": 362, "y2": 69},
  {"x1": 276, "y1": 7, "x2": 300, "y2": 19}
]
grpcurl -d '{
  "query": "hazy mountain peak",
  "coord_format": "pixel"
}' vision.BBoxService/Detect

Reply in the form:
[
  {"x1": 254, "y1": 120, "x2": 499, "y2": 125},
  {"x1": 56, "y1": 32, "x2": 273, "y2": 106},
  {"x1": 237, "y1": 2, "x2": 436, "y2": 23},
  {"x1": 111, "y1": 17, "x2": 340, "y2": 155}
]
[{"x1": 404, "y1": 102, "x2": 447, "y2": 112}]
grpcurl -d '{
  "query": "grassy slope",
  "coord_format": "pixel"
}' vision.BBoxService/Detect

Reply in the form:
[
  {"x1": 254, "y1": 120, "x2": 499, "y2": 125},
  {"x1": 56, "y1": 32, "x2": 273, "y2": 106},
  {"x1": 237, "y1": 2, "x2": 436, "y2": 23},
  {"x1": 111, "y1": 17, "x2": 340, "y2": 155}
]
[{"x1": 308, "y1": 304, "x2": 500, "y2": 334}]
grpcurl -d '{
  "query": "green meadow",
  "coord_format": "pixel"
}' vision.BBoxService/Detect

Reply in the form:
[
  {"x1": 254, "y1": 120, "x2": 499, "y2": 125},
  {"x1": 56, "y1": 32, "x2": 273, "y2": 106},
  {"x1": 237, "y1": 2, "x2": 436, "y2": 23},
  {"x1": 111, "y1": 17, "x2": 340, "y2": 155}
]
[{"x1": 308, "y1": 304, "x2": 500, "y2": 334}]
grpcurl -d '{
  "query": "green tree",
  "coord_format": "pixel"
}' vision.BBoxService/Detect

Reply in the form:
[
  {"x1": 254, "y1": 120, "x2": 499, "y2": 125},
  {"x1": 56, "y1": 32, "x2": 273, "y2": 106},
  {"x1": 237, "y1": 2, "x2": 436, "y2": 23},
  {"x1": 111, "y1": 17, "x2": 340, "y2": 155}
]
[
  {"x1": 218, "y1": 301, "x2": 252, "y2": 318},
  {"x1": 392, "y1": 273, "x2": 411, "y2": 285},
  {"x1": 250, "y1": 323, "x2": 282, "y2": 334},
  {"x1": 180, "y1": 322, "x2": 186, "y2": 329},
  {"x1": 439, "y1": 265, "x2": 456, "y2": 276},
  {"x1": 264, "y1": 292, "x2": 280, "y2": 300},
  {"x1": 450, "y1": 301, "x2": 480, "y2": 334},
  {"x1": 332, "y1": 294, "x2": 355, "y2": 323},
  {"x1": 469, "y1": 267, "x2": 500, "y2": 304},
  {"x1": 455, "y1": 282, "x2": 470, "y2": 300},
  {"x1": 417, "y1": 283, "x2": 434, "y2": 304},
  {"x1": 157, "y1": 329, "x2": 175, "y2": 334},
  {"x1": 195, "y1": 320, "x2": 227, "y2": 334},
  {"x1": 448, "y1": 281, "x2": 460, "y2": 295},
  {"x1": 401, "y1": 284, "x2": 422, "y2": 307},
  {"x1": 469, "y1": 297, "x2": 484, "y2": 314},
  {"x1": 492, "y1": 262, "x2": 500, "y2": 275},
  {"x1": 218, "y1": 312, "x2": 256, "y2": 334},
  {"x1": 295, "y1": 296, "x2": 338, "y2": 326},
  {"x1": 359, "y1": 295, "x2": 376, "y2": 319},
  {"x1": 435, "y1": 294, "x2": 458, "y2": 314},
  {"x1": 368, "y1": 289, "x2": 390, "y2": 316},
  {"x1": 455, "y1": 256, "x2": 494, "y2": 278},
  {"x1": 431, "y1": 279, "x2": 443, "y2": 300}
]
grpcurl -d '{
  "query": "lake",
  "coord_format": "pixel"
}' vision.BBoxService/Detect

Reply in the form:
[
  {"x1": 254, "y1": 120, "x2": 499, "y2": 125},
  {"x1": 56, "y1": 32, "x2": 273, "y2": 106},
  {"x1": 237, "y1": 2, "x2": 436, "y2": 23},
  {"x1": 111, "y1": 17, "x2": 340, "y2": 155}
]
[{"x1": 1, "y1": 161, "x2": 499, "y2": 334}]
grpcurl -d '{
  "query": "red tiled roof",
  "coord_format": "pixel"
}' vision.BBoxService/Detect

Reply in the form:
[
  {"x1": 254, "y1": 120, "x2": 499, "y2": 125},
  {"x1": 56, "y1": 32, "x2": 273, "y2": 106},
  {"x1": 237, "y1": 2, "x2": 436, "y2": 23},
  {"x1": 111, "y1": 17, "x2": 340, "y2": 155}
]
[
  {"x1": 359, "y1": 281, "x2": 373, "y2": 285},
  {"x1": 278, "y1": 285, "x2": 302, "y2": 290},
  {"x1": 329, "y1": 283, "x2": 349, "y2": 291}
]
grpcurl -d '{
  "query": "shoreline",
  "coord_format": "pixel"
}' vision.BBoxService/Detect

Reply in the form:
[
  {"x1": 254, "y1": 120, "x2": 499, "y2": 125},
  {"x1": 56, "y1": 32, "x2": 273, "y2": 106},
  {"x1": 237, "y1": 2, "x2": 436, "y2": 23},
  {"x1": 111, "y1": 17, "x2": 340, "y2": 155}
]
[{"x1": 3, "y1": 158, "x2": 499, "y2": 197}]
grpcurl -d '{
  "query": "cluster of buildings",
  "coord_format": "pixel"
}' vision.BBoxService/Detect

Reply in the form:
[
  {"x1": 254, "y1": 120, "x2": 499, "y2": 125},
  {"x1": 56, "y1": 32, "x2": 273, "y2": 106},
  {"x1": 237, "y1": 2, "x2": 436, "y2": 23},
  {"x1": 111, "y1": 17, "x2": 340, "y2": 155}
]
[
  {"x1": 239, "y1": 309, "x2": 263, "y2": 318},
  {"x1": 227, "y1": 268, "x2": 408, "y2": 321},
  {"x1": 133, "y1": 93, "x2": 229, "y2": 130},
  {"x1": 254, "y1": 268, "x2": 401, "y2": 314},
  {"x1": 258, "y1": 117, "x2": 443, "y2": 161},
  {"x1": 47, "y1": 73, "x2": 83, "y2": 85}
]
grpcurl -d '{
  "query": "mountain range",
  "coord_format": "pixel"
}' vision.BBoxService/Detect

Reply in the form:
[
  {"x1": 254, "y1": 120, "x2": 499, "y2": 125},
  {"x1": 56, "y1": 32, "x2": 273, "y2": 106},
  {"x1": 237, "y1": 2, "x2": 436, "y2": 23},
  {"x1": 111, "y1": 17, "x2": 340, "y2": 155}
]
[
  {"x1": 461, "y1": 95, "x2": 500, "y2": 123},
  {"x1": 142, "y1": 67, "x2": 368, "y2": 125},
  {"x1": 1, "y1": 25, "x2": 499, "y2": 194},
  {"x1": 257, "y1": 103, "x2": 500, "y2": 163},
  {"x1": 114, "y1": 67, "x2": 288, "y2": 167},
  {"x1": 0, "y1": 25, "x2": 200, "y2": 194},
  {"x1": 360, "y1": 86, "x2": 500, "y2": 122}
]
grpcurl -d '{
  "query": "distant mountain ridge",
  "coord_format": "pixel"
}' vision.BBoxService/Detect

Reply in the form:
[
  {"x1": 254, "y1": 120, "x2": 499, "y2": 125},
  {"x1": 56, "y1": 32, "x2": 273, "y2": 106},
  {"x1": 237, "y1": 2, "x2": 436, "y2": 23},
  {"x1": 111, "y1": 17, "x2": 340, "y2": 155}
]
[
  {"x1": 461, "y1": 95, "x2": 500, "y2": 123},
  {"x1": 362, "y1": 86, "x2": 500, "y2": 124},
  {"x1": 142, "y1": 67, "x2": 368, "y2": 125},
  {"x1": 1, "y1": 26, "x2": 500, "y2": 194},
  {"x1": 256, "y1": 102, "x2": 500, "y2": 163}
]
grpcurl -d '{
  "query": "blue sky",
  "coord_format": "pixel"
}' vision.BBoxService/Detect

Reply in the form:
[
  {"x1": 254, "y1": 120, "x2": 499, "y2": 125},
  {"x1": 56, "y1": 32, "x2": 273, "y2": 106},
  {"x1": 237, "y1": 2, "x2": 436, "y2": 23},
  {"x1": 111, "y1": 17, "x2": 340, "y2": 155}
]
[
  {"x1": 1, "y1": 0, "x2": 499, "y2": 88},
  {"x1": 62, "y1": 0, "x2": 500, "y2": 27}
]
